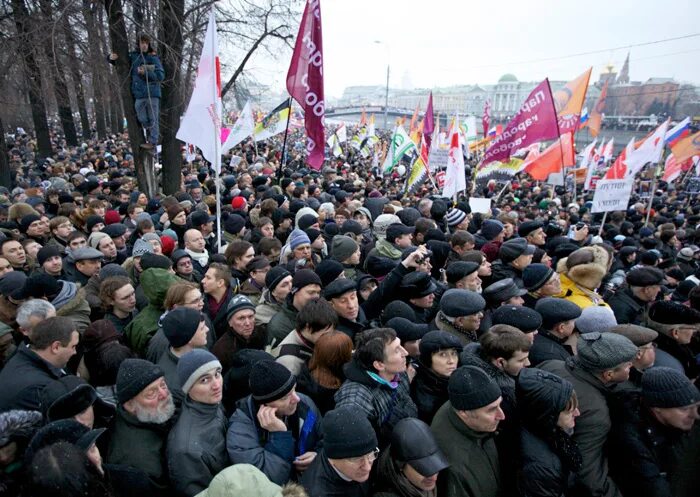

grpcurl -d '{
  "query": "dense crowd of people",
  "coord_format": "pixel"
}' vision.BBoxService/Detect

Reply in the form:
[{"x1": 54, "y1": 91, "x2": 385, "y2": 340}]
[{"x1": 0, "y1": 126, "x2": 698, "y2": 497}]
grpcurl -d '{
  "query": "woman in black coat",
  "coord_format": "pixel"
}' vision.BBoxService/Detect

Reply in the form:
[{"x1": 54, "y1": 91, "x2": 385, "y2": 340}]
[{"x1": 515, "y1": 368, "x2": 583, "y2": 497}]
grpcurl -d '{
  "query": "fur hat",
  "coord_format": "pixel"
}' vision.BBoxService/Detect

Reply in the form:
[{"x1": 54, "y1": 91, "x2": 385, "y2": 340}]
[{"x1": 561, "y1": 245, "x2": 610, "y2": 290}]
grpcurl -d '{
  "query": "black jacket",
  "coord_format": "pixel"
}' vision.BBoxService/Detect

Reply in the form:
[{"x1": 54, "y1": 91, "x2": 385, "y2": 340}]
[
  {"x1": 300, "y1": 449, "x2": 371, "y2": 497},
  {"x1": 654, "y1": 332, "x2": 700, "y2": 381},
  {"x1": 529, "y1": 329, "x2": 574, "y2": 367},
  {"x1": 0, "y1": 345, "x2": 66, "y2": 411},
  {"x1": 487, "y1": 260, "x2": 523, "y2": 288},
  {"x1": 411, "y1": 363, "x2": 449, "y2": 424},
  {"x1": 607, "y1": 287, "x2": 648, "y2": 325},
  {"x1": 336, "y1": 307, "x2": 368, "y2": 341}
]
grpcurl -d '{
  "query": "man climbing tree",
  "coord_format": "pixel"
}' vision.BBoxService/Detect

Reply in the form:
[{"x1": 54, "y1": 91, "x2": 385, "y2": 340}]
[{"x1": 110, "y1": 34, "x2": 165, "y2": 150}]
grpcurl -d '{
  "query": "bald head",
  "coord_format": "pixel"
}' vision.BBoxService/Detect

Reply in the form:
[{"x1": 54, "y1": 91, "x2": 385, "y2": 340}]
[{"x1": 184, "y1": 229, "x2": 205, "y2": 252}]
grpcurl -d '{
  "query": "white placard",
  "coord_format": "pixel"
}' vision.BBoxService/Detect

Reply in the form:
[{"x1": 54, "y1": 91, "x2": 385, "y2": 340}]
[
  {"x1": 590, "y1": 178, "x2": 634, "y2": 213},
  {"x1": 469, "y1": 197, "x2": 492, "y2": 214}
]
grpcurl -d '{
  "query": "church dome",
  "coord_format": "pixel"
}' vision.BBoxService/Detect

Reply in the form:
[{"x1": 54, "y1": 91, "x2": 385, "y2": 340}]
[{"x1": 498, "y1": 73, "x2": 518, "y2": 83}]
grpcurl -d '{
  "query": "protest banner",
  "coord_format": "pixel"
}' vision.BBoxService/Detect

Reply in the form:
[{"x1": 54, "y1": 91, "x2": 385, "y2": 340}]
[
  {"x1": 428, "y1": 147, "x2": 449, "y2": 172},
  {"x1": 591, "y1": 177, "x2": 635, "y2": 213}
]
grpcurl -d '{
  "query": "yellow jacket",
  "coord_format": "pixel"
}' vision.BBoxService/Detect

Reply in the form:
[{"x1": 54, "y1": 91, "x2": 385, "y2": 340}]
[{"x1": 557, "y1": 273, "x2": 610, "y2": 309}]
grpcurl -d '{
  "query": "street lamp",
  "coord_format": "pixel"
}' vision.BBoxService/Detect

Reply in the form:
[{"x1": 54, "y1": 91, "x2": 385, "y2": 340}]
[{"x1": 374, "y1": 40, "x2": 390, "y2": 129}]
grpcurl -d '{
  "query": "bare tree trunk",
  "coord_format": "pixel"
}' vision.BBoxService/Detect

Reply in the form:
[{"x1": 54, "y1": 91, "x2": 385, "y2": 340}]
[
  {"x1": 103, "y1": 0, "x2": 156, "y2": 196},
  {"x1": 58, "y1": 0, "x2": 91, "y2": 139},
  {"x1": 0, "y1": 115, "x2": 11, "y2": 188},
  {"x1": 11, "y1": 0, "x2": 52, "y2": 158},
  {"x1": 159, "y1": 0, "x2": 185, "y2": 195},
  {"x1": 39, "y1": 0, "x2": 78, "y2": 146},
  {"x1": 109, "y1": 93, "x2": 121, "y2": 133},
  {"x1": 82, "y1": 0, "x2": 107, "y2": 139}
]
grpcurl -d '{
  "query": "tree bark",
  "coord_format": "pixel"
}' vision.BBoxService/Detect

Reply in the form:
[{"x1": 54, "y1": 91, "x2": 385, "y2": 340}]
[
  {"x1": 103, "y1": 0, "x2": 156, "y2": 196},
  {"x1": 11, "y1": 0, "x2": 52, "y2": 158},
  {"x1": 58, "y1": 0, "x2": 91, "y2": 139},
  {"x1": 159, "y1": 0, "x2": 185, "y2": 195},
  {"x1": 0, "y1": 115, "x2": 11, "y2": 188},
  {"x1": 82, "y1": 0, "x2": 107, "y2": 139},
  {"x1": 39, "y1": 0, "x2": 78, "y2": 146}
]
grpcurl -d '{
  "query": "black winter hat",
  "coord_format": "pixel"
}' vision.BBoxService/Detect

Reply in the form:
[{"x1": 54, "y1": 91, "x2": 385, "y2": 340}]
[
  {"x1": 162, "y1": 307, "x2": 203, "y2": 348},
  {"x1": 36, "y1": 245, "x2": 62, "y2": 266},
  {"x1": 499, "y1": 238, "x2": 535, "y2": 263},
  {"x1": 386, "y1": 223, "x2": 415, "y2": 243},
  {"x1": 518, "y1": 220, "x2": 544, "y2": 238},
  {"x1": 626, "y1": 267, "x2": 666, "y2": 287},
  {"x1": 19, "y1": 213, "x2": 41, "y2": 233},
  {"x1": 419, "y1": 330, "x2": 463, "y2": 367},
  {"x1": 26, "y1": 419, "x2": 106, "y2": 461},
  {"x1": 642, "y1": 367, "x2": 700, "y2": 408},
  {"x1": 445, "y1": 262, "x2": 479, "y2": 285},
  {"x1": 516, "y1": 367, "x2": 573, "y2": 428},
  {"x1": 102, "y1": 223, "x2": 127, "y2": 238},
  {"x1": 390, "y1": 418, "x2": 449, "y2": 476},
  {"x1": 116, "y1": 359, "x2": 164, "y2": 404},
  {"x1": 12, "y1": 273, "x2": 61, "y2": 300},
  {"x1": 224, "y1": 349, "x2": 275, "y2": 404},
  {"x1": 324, "y1": 277, "x2": 357, "y2": 301},
  {"x1": 224, "y1": 214, "x2": 246, "y2": 235},
  {"x1": 399, "y1": 271, "x2": 436, "y2": 299},
  {"x1": 492, "y1": 305, "x2": 543, "y2": 332},
  {"x1": 265, "y1": 266, "x2": 291, "y2": 292},
  {"x1": 439, "y1": 289, "x2": 485, "y2": 318},
  {"x1": 535, "y1": 297, "x2": 582, "y2": 330},
  {"x1": 298, "y1": 213, "x2": 319, "y2": 231},
  {"x1": 291, "y1": 268, "x2": 322, "y2": 293},
  {"x1": 366, "y1": 255, "x2": 398, "y2": 278},
  {"x1": 322, "y1": 407, "x2": 378, "y2": 459},
  {"x1": 448, "y1": 365, "x2": 502, "y2": 411},
  {"x1": 225, "y1": 294, "x2": 255, "y2": 321},
  {"x1": 483, "y1": 278, "x2": 527, "y2": 305},
  {"x1": 381, "y1": 300, "x2": 417, "y2": 324},
  {"x1": 249, "y1": 360, "x2": 296, "y2": 403},
  {"x1": 648, "y1": 300, "x2": 700, "y2": 326},
  {"x1": 141, "y1": 253, "x2": 172, "y2": 271},
  {"x1": 85, "y1": 215, "x2": 104, "y2": 233},
  {"x1": 315, "y1": 259, "x2": 345, "y2": 287},
  {"x1": 387, "y1": 317, "x2": 429, "y2": 344},
  {"x1": 522, "y1": 263, "x2": 555, "y2": 292},
  {"x1": 40, "y1": 376, "x2": 102, "y2": 422}
]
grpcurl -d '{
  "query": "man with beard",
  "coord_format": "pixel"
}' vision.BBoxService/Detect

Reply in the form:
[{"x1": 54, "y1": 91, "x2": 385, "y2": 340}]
[{"x1": 107, "y1": 358, "x2": 176, "y2": 491}]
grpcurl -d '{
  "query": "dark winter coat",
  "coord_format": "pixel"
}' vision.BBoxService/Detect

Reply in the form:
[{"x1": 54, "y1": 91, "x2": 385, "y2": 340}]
[
  {"x1": 296, "y1": 365, "x2": 339, "y2": 415},
  {"x1": 488, "y1": 260, "x2": 524, "y2": 288},
  {"x1": 166, "y1": 397, "x2": 229, "y2": 497},
  {"x1": 430, "y1": 402, "x2": 500, "y2": 497},
  {"x1": 539, "y1": 358, "x2": 622, "y2": 497},
  {"x1": 411, "y1": 363, "x2": 449, "y2": 424},
  {"x1": 211, "y1": 325, "x2": 267, "y2": 374},
  {"x1": 0, "y1": 345, "x2": 66, "y2": 411},
  {"x1": 266, "y1": 299, "x2": 298, "y2": 349},
  {"x1": 334, "y1": 360, "x2": 417, "y2": 447},
  {"x1": 373, "y1": 447, "x2": 437, "y2": 497},
  {"x1": 127, "y1": 51, "x2": 165, "y2": 99},
  {"x1": 336, "y1": 308, "x2": 368, "y2": 341},
  {"x1": 529, "y1": 329, "x2": 574, "y2": 366},
  {"x1": 607, "y1": 287, "x2": 648, "y2": 325},
  {"x1": 156, "y1": 349, "x2": 183, "y2": 405},
  {"x1": 204, "y1": 287, "x2": 236, "y2": 340},
  {"x1": 226, "y1": 393, "x2": 322, "y2": 485},
  {"x1": 300, "y1": 448, "x2": 371, "y2": 497},
  {"x1": 654, "y1": 331, "x2": 700, "y2": 380},
  {"x1": 106, "y1": 406, "x2": 172, "y2": 490}
]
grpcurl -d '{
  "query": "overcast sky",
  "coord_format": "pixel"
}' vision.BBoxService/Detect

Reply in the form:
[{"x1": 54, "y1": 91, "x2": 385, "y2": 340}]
[{"x1": 245, "y1": 0, "x2": 700, "y2": 100}]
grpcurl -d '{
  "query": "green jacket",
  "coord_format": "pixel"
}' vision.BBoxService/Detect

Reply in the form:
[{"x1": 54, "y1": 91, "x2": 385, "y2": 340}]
[
  {"x1": 431, "y1": 402, "x2": 501, "y2": 497},
  {"x1": 124, "y1": 268, "x2": 179, "y2": 356},
  {"x1": 266, "y1": 300, "x2": 298, "y2": 349}
]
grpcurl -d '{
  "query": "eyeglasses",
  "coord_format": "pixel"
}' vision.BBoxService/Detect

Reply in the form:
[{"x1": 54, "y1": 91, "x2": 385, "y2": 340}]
[{"x1": 346, "y1": 448, "x2": 380, "y2": 465}]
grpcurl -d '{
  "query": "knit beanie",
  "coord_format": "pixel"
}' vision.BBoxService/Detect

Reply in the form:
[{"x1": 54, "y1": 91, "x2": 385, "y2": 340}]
[
  {"x1": 288, "y1": 228, "x2": 311, "y2": 250},
  {"x1": 331, "y1": 235, "x2": 358, "y2": 263},
  {"x1": 142, "y1": 232, "x2": 162, "y2": 245},
  {"x1": 177, "y1": 350, "x2": 222, "y2": 396},
  {"x1": 162, "y1": 308, "x2": 203, "y2": 348},
  {"x1": 19, "y1": 214, "x2": 42, "y2": 233},
  {"x1": 98, "y1": 263, "x2": 128, "y2": 280},
  {"x1": 481, "y1": 219, "x2": 504, "y2": 241},
  {"x1": 85, "y1": 215, "x2": 104, "y2": 233},
  {"x1": 224, "y1": 214, "x2": 246, "y2": 235},
  {"x1": 249, "y1": 360, "x2": 296, "y2": 403},
  {"x1": 445, "y1": 208, "x2": 467, "y2": 228},
  {"x1": 522, "y1": 263, "x2": 555, "y2": 292},
  {"x1": 576, "y1": 332, "x2": 638, "y2": 372},
  {"x1": 315, "y1": 259, "x2": 345, "y2": 287},
  {"x1": 575, "y1": 306, "x2": 617, "y2": 334},
  {"x1": 291, "y1": 269, "x2": 322, "y2": 294},
  {"x1": 642, "y1": 367, "x2": 700, "y2": 408},
  {"x1": 265, "y1": 266, "x2": 291, "y2": 292},
  {"x1": 298, "y1": 214, "x2": 318, "y2": 231},
  {"x1": 104, "y1": 210, "x2": 121, "y2": 225},
  {"x1": 116, "y1": 359, "x2": 164, "y2": 404},
  {"x1": 132, "y1": 238, "x2": 154, "y2": 258},
  {"x1": 87, "y1": 232, "x2": 110, "y2": 250},
  {"x1": 140, "y1": 253, "x2": 172, "y2": 271},
  {"x1": 37, "y1": 245, "x2": 61, "y2": 266},
  {"x1": 448, "y1": 365, "x2": 502, "y2": 410},
  {"x1": 322, "y1": 407, "x2": 378, "y2": 459},
  {"x1": 225, "y1": 294, "x2": 255, "y2": 321}
]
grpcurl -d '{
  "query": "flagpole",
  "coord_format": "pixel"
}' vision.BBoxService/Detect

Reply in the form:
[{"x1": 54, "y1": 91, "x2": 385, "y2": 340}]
[
  {"x1": 645, "y1": 171, "x2": 657, "y2": 226},
  {"x1": 598, "y1": 212, "x2": 607, "y2": 236},
  {"x1": 279, "y1": 97, "x2": 292, "y2": 182},
  {"x1": 208, "y1": 10, "x2": 222, "y2": 253}
]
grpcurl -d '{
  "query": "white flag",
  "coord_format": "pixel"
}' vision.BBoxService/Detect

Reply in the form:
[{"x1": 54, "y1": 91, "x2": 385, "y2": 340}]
[
  {"x1": 602, "y1": 137, "x2": 615, "y2": 162},
  {"x1": 222, "y1": 100, "x2": 254, "y2": 153},
  {"x1": 336, "y1": 123, "x2": 347, "y2": 143},
  {"x1": 462, "y1": 116, "x2": 478, "y2": 143},
  {"x1": 581, "y1": 139, "x2": 598, "y2": 191},
  {"x1": 626, "y1": 119, "x2": 669, "y2": 178},
  {"x1": 442, "y1": 127, "x2": 466, "y2": 198},
  {"x1": 176, "y1": 11, "x2": 222, "y2": 170}
]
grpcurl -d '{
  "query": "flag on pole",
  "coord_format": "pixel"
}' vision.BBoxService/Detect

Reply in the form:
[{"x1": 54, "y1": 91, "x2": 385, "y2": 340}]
[
  {"x1": 665, "y1": 117, "x2": 690, "y2": 147},
  {"x1": 423, "y1": 92, "x2": 435, "y2": 150},
  {"x1": 624, "y1": 119, "x2": 669, "y2": 177},
  {"x1": 580, "y1": 139, "x2": 598, "y2": 190},
  {"x1": 368, "y1": 115, "x2": 375, "y2": 137},
  {"x1": 336, "y1": 122, "x2": 347, "y2": 142},
  {"x1": 253, "y1": 100, "x2": 291, "y2": 142},
  {"x1": 382, "y1": 126, "x2": 415, "y2": 175},
  {"x1": 482, "y1": 99, "x2": 491, "y2": 138},
  {"x1": 359, "y1": 108, "x2": 367, "y2": 126},
  {"x1": 442, "y1": 126, "x2": 466, "y2": 198},
  {"x1": 554, "y1": 68, "x2": 592, "y2": 133},
  {"x1": 602, "y1": 137, "x2": 615, "y2": 162},
  {"x1": 605, "y1": 137, "x2": 635, "y2": 179},
  {"x1": 461, "y1": 116, "x2": 479, "y2": 143},
  {"x1": 327, "y1": 133, "x2": 343, "y2": 157},
  {"x1": 222, "y1": 100, "x2": 255, "y2": 152},
  {"x1": 585, "y1": 80, "x2": 608, "y2": 137},
  {"x1": 671, "y1": 130, "x2": 700, "y2": 163},
  {"x1": 662, "y1": 153, "x2": 682, "y2": 183},
  {"x1": 579, "y1": 107, "x2": 589, "y2": 128},
  {"x1": 522, "y1": 133, "x2": 575, "y2": 181},
  {"x1": 409, "y1": 105, "x2": 420, "y2": 135},
  {"x1": 176, "y1": 11, "x2": 222, "y2": 169},
  {"x1": 286, "y1": 0, "x2": 325, "y2": 170},
  {"x1": 405, "y1": 135, "x2": 432, "y2": 194}
]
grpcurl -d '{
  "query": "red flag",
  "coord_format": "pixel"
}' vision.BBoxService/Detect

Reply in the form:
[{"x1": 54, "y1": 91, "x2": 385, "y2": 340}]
[
  {"x1": 605, "y1": 137, "x2": 635, "y2": 179},
  {"x1": 662, "y1": 153, "x2": 682, "y2": 183},
  {"x1": 423, "y1": 92, "x2": 434, "y2": 150},
  {"x1": 482, "y1": 99, "x2": 491, "y2": 138},
  {"x1": 522, "y1": 133, "x2": 575, "y2": 181},
  {"x1": 286, "y1": 0, "x2": 325, "y2": 170}
]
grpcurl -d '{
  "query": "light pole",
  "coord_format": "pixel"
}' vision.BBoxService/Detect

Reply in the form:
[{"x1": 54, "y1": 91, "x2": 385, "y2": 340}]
[{"x1": 374, "y1": 40, "x2": 390, "y2": 129}]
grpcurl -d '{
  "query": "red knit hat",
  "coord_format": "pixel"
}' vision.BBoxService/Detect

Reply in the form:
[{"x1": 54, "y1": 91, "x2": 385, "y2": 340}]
[
  {"x1": 231, "y1": 196, "x2": 247, "y2": 210},
  {"x1": 104, "y1": 210, "x2": 121, "y2": 225},
  {"x1": 160, "y1": 235, "x2": 175, "y2": 256}
]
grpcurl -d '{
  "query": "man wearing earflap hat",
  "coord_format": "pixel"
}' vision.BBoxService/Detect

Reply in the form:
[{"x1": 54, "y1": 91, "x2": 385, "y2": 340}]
[{"x1": 227, "y1": 360, "x2": 322, "y2": 485}]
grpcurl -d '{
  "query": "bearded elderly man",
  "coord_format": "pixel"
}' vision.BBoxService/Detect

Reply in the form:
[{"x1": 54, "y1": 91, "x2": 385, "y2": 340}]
[{"x1": 107, "y1": 358, "x2": 176, "y2": 491}]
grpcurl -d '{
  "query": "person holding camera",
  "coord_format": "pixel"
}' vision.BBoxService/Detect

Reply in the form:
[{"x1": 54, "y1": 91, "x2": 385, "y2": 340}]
[{"x1": 109, "y1": 34, "x2": 164, "y2": 150}]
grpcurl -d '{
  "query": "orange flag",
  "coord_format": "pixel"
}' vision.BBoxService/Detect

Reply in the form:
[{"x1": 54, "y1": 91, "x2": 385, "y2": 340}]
[
  {"x1": 671, "y1": 130, "x2": 700, "y2": 163},
  {"x1": 523, "y1": 132, "x2": 575, "y2": 180},
  {"x1": 585, "y1": 80, "x2": 608, "y2": 137},
  {"x1": 359, "y1": 108, "x2": 367, "y2": 126},
  {"x1": 409, "y1": 104, "x2": 420, "y2": 135},
  {"x1": 554, "y1": 68, "x2": 592, "y2": 133}
]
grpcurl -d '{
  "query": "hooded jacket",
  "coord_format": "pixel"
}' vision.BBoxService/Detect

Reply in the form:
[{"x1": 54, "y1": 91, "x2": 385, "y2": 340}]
[
  {"x1": 124, "y1": 268, "x2": 180, "y2": 356},
  {"x1": 167, "y1": 396, "x2": 229, "y2": 497},
  {"x1": 53, "y1": 281, "x2": 91, "y2": 332},
  {"x1": 255, "y1": 288, "x2": 284, "y2": 327},
  {"x1": 266, "y1": 299, "x2": 298, "y2": 349}
]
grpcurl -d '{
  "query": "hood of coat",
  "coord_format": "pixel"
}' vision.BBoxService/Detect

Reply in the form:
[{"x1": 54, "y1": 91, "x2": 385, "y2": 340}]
[
  {"x1": 140, "y1": 268, "x2": 180, "y2": 307},
  {"x1": 516, "y1": 367, "x2": 573, "y2": 431}
]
